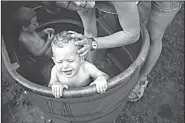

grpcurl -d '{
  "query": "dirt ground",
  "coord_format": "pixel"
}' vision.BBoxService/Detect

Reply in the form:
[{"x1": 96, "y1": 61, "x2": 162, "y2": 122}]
[{"x1": 1, "y1": 2, "x2": 184, "y2": 123}]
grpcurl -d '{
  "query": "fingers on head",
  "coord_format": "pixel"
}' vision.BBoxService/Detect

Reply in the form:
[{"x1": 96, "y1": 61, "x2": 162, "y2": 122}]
[
  {"x1": 77, "y1": 46, "x2": 87, "y2": 53},
  {"x1": 80, "y1": 50, "x2": 89, "y2": 57},
  {"x1": 75, "y1": 40, "x2": 83, "y2": 46}
]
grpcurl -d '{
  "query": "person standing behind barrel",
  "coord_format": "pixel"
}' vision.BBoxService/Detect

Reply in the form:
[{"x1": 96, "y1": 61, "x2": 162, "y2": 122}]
[
  {"x1": 128, "y1": 2, "x2": 182, "y2": 102},
  {"x1": 56, "y1": 1, "x2": 140, "y2": 62}
]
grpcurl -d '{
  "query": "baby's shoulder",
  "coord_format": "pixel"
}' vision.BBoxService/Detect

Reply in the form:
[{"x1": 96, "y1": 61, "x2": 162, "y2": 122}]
[
  {"x1": 51, "y1": 65, "x2": 60, "y2": 77},
  {"x1": 82, "y1": 61, "x2": 93, "y2": 68},
  {"x1": 52, "y1": 65, "x2": 57, "y2": 71},
  {"x1": 82, "y1": 61, "x2": 96, "y2": 71},
  {"x1": 51, "y1": 65, "x2": 58, "y2": 74}
]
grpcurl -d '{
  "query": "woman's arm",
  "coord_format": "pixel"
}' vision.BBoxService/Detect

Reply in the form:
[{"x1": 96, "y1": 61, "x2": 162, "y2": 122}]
[
  {"x1": 94, "y1": 2, "x2": 140, "y2": 49},
  {"x1": 77, "y1": 8, "x2": 97, "y2": 38},
  {"x1": 72, "y1": 2, "x2": 140, "y2": 56}
]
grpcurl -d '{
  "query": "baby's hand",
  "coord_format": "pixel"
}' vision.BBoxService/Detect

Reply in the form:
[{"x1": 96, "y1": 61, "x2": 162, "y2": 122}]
[
  {"x1": 47, "y1": 33, "x2": 54, "y2": 42},
  {"x1": 43, "y1": 28, "x2": 55, "y2": 35},
  {"x1": 51, "y1": 83, "x2": 68, "y2": 98},
  {"x1": 90, "y1": 76, "x2": 108, "y2": 94}
]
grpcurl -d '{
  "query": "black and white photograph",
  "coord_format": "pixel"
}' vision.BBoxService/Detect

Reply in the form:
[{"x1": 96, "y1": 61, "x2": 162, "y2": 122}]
[{"x1": 1, "y1": 1, "x2": 184, "y2": 123}]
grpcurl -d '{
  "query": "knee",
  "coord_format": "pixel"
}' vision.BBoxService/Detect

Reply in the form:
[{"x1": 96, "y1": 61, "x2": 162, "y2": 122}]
[{"x1": 150, "y1": 38, "x2": 162, "y2": 48}]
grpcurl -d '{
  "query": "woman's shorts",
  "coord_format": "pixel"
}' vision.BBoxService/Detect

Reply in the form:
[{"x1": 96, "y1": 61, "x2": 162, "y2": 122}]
[{"x1": 151, "y1": 1, "x2": 183, "y2": 14}]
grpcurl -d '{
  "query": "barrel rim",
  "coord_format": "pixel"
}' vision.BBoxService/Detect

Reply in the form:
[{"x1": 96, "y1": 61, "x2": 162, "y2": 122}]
[{"x1": 2, "y1": 18, "x2": 150, "y2": 98}]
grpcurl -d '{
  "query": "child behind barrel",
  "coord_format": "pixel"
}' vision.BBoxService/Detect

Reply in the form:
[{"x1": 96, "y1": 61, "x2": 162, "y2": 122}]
[
  {"x1": 49, "y1": 31, "x2": 109, "y2": 98},
  {"x1": 14, "y1": 6, "x2": 55, "y2": 58}
]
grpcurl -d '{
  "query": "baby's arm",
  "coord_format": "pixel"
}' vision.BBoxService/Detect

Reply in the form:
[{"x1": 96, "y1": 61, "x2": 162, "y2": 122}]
[
  {"x1": 84, "y1": 62, "x2": 109, "y2": 93},
  {"x1": 49, "y1": 66, "x2": 68, "y2": 98}
]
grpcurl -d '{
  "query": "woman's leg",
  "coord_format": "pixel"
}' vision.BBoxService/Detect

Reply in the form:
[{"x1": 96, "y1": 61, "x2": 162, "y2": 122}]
[
  {"x1": 140, "y1": 2, "x2": 181, "y2": 80},
  {"x1": 139, "y1": 2, "x2": 182, "y2": 81},
  {"x1": 129, "y1": 1, "x2": 182, "y2": 101}
]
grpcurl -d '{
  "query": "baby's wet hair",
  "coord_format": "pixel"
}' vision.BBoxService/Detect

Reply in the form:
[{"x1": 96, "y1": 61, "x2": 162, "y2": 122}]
[
  {"x1": 52, "y1": 31, "x2": 79, "y2": 48},
  {"x1": 52, "y1": 31, "x2": 85, "y2": 61}
]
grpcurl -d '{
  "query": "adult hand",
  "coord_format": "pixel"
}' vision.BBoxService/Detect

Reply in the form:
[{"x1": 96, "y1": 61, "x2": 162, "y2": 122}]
[
  {"x1": 69, "y1": 31, "x2": 93, "y2": 57},
  {"x1": 51, "y1": 83, "x2": 68, "y2": 98}
]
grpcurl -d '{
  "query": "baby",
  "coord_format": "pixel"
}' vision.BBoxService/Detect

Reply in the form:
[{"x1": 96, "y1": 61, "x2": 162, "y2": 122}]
[
  {"x1": 14, "y1": 7, "x2": 54, "y2": 58},
  {"x1": 49, "y1": 31, "x2": 109, "y2": 98}
]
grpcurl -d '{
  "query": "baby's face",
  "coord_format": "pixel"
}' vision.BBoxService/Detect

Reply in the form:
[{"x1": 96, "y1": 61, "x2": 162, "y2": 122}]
[{"x1": 52, "y1": 42, "x2": 81, "y2": 78}]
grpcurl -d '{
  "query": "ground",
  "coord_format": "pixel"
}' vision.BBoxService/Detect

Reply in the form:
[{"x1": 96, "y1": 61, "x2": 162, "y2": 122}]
[{"x1": 1, "y1": 2, "x2": 184, "y2": 123}]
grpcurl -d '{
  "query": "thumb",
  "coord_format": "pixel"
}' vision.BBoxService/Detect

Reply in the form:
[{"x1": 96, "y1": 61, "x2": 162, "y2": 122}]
[
  {"x1": 90, "y1": 82, "x2": 96, "y2": 86},
  {"x1": 63, "y1": 85, "x2": 68, "y2": 89}
]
